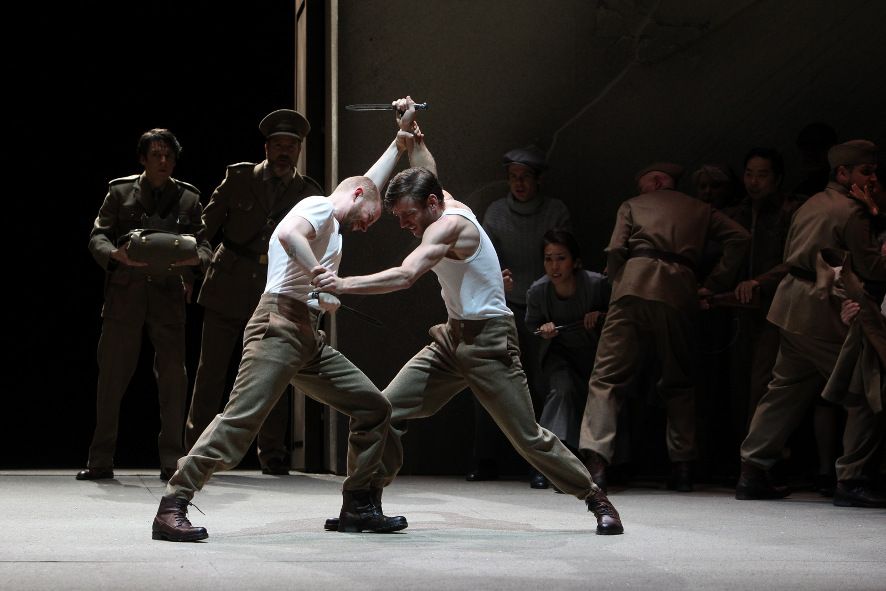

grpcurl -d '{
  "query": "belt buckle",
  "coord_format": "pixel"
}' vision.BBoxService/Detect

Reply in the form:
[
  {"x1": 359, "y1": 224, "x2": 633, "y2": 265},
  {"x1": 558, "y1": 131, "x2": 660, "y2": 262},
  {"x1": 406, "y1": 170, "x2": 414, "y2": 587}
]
[{"x1": 259, "y1": 254, "x2": 269, "y2": 265}]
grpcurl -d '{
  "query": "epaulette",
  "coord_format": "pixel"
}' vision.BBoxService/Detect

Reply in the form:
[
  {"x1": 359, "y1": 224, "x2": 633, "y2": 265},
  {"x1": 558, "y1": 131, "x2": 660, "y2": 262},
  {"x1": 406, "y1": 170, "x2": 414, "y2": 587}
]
[
  {"x1": 175, "y1": 179, "x2": 201, "y2": 196},
  {"x1": 303, "y1": 174, "x2": 325, "y2": 195},
  {"x1": 227, "y1": 162, "x2": 256, "y2": 170},
  {"x1": 108, "y1": 174, "x2": 140, "y2": 186}
]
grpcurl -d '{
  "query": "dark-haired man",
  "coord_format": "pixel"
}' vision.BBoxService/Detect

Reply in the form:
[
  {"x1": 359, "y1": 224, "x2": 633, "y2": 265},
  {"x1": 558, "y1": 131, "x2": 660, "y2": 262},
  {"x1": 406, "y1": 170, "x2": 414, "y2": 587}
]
[
  {"x1": 314, "y1": 98, "x2": 623, "y2": 534},
  {"x1": 724, "y1": 148, "x2": 803, "y2": 434},
  {"x1": 79, "y1": 129, "x2": 212, "y2": 482}
]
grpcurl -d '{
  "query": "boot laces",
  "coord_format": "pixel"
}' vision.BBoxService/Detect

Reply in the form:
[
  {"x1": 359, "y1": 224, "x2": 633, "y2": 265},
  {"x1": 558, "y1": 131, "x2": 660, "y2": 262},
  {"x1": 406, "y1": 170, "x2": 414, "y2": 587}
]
[
  {"x1": 587, "y1": 495, "x2": 617, "y2": 517},
  {"x1": 173, "y1": 498, "x2": 204, "y2": 526}
]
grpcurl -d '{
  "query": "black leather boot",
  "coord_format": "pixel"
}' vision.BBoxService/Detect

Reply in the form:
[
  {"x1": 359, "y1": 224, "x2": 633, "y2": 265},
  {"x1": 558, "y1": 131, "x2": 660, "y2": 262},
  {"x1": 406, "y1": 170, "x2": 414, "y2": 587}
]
[
  {"x1": 466, "y1": 459, "x2": 499, "y2": 481},
  {"x1": 529, "y1": 469, "x2": 549, "y2": 489},
  {"x1": 833, "y1": 480, "x2": 886, "y2": 508},
  {"x1": 583, "y1": 450, "x2": 608, "y2": 494},
  {"x1": 735, "y1": 461, "x2": 790, "y2": 500},
  {"x1": 76, "y1": 467, "x2": 114, "y2": 481},
  {"x1": 325, "y1": 487, "x2": 384, "y2": 531},
  {"x1": 667, "y1": 461, "x2": 693, "y2": 492},
  {"x1": 152, "y1": 495, "x2": 208, "y2": 542},
  {"x1": 335, "y1": 489, "x2": 408, "y2": 533},
  {"x1": 586, "y1": 489, "x2": 624, "y2": 535}
]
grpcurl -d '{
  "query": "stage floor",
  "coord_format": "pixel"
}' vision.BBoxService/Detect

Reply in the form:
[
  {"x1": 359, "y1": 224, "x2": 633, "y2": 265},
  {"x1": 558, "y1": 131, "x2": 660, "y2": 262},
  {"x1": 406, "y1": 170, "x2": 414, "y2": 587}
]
[{"x1": 1, "y1": 471, "x2": 883, "y2": 590}]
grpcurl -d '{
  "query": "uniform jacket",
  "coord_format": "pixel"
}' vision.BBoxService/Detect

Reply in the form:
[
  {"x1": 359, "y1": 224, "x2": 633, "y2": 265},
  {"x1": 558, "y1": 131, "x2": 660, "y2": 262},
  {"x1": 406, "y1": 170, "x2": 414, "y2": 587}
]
[
  {"x1": 724, "y1": 192, "x2": 804, "y2": 307},
  {"x1": 88, "y1": 173, "x2": 212, "y2": 324},
  {"x1": 197, "y1": 161, "x2": 323, "y2": 319},
  {"x1": 768, "y1": 182, "x2": 886, "y2": 342},
  {"x1": 821, "y1": 263, "x2": 886, "y2": 413},
  {"x1": 606, "y1": 189, "x2": 750, "y2": 313}
]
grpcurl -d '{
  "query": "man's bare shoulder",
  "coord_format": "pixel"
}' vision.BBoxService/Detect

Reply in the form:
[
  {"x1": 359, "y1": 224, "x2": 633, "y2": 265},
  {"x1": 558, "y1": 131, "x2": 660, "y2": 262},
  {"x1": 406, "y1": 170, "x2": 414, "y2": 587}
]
[{"x1": 442, "y1": 189, "x2": 474, "y2": 214}]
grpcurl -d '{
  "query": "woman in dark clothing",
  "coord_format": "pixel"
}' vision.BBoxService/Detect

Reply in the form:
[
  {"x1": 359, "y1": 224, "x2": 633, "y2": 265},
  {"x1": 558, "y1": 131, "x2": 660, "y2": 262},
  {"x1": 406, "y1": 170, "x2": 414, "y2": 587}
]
[{"x1": 525, "y1": 230, "x2": 610, "y2": 487}]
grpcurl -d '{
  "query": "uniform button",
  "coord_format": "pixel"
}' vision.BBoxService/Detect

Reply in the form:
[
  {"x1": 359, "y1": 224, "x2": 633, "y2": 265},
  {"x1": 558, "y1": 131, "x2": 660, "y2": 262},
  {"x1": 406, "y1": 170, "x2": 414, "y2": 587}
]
[{"x1": 252, "y1": 273, "x2": 257, "y2": 278}]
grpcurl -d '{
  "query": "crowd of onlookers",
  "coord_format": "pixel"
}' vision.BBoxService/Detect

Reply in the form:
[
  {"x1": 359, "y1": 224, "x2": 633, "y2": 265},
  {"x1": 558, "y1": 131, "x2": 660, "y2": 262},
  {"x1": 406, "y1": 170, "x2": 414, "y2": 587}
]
[{"x1": 468, "y1": 122, "x2": 885, "y2": 508}]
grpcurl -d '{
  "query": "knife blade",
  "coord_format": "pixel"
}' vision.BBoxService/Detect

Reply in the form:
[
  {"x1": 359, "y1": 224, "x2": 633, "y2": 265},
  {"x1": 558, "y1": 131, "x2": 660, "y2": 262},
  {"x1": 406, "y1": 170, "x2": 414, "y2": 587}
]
[{"x1": 345, "y1": 102, "x2": 429, "y2": 111}]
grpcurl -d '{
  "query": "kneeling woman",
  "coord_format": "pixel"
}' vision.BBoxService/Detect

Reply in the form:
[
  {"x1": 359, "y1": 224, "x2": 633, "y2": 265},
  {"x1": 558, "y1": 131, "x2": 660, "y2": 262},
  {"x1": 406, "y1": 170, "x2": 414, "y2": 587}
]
[{"x1": 526, "y1": 230, "x2": 610, "y2": 471}]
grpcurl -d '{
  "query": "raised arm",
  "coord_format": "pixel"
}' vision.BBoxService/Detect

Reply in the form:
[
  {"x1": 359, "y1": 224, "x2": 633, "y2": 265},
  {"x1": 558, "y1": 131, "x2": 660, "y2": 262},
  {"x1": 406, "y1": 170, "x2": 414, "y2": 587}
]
[{"x1": 392, "y1": 96, "x2": 437, "y2": 177}]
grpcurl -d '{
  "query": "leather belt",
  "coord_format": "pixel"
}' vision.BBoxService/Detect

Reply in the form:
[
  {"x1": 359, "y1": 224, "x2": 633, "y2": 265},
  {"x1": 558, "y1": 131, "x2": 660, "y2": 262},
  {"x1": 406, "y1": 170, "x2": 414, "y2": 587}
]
[
  {"x1": 629, "y1": 248, "x2": 697, "y2": 273},
  {"x1": 789, "y1": 266, "x2": 816, "y2": 282},
  {"x1": 222, "y1": 238, "x2": 269, "y2": 265}
]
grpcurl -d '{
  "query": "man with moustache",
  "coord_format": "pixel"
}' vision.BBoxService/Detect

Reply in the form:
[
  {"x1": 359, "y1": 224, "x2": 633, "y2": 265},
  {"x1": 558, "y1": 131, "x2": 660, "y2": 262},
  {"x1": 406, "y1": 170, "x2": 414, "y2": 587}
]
[{"x1": 186, "y1": 110, "x2": 323, "y2": 476}]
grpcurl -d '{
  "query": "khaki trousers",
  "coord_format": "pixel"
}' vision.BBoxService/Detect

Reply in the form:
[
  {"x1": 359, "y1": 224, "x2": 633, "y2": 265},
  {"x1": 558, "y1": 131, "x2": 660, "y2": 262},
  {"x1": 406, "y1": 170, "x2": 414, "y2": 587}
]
[
  {"x1": 167, "y1": 293, "x2": 391, "y2": 500},
  {"x1": 741, "y1": 329, "x2": 882, "y2": 481},
  {"x1": 579, "y1": 296, "x2": 697, "y2": 464},
  {"x1": 90, "y1": 317, "x2": 186, "y2": 469},
  {"x1": 186, "y1": 307, "x2": 290, "y2": 467},
  {"x1": 372, "y1": 316, "x2": 598, "y2": 499}
]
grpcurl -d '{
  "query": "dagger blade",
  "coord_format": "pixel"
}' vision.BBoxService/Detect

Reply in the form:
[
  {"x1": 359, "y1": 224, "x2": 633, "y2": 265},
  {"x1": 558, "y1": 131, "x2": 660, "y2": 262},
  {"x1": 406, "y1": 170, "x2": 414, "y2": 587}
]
[{"x1": 345, "y1": 102, "x2": 429, "y2": 111}]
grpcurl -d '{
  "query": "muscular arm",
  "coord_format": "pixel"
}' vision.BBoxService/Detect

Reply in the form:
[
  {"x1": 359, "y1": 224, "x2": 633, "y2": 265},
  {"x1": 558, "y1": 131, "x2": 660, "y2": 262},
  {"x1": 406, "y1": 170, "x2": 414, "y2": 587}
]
[
  {"x1": 364, "y1": 139, "x2": 404, "y2": 197},
  {"x1": 322, "y1": 215, "x2": 462, "y2": 295},
  {"x1": 276, "y1": 214, "x2": 321, "y2": 275},
  {"x1": 407, "y1": 132, "x2": 437, "y2": 177}
]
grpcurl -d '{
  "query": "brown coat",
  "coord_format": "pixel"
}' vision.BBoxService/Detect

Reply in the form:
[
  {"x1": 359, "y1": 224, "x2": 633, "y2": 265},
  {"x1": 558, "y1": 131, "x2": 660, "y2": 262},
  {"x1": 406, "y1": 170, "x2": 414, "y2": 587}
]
[
  {"x1": 606, "y1": 189, "x2": 750, "y2": 313},
  {"x1": 767, "y1": 182, "x2": 886, "y2": 342},
  {"x1": 197, "y1": 161, "x2": 323, "y2": 319}
]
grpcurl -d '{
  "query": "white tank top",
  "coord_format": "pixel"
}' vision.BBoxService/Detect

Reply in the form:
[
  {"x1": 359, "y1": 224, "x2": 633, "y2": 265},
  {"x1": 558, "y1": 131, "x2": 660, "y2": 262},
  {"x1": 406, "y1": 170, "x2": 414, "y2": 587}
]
[{"x1": 431, "y1": 208, "x2": 512, "y2": 320}]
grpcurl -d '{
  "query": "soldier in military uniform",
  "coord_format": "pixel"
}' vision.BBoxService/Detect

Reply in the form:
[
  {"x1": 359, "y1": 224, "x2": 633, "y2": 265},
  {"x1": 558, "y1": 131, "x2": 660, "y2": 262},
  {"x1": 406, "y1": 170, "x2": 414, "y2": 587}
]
[
  {"x1": 737, "y1": 140, "x2": 886, "y2": 508},
  {"x1": 78, "y1": 128, "x2": 212, "y2": 482},
  {"x1": 186, "y1": 109, "x2": 323, "y2": 475},
  {"x1": 579, "y1": 163, "x2": 750, "y2": 492}
]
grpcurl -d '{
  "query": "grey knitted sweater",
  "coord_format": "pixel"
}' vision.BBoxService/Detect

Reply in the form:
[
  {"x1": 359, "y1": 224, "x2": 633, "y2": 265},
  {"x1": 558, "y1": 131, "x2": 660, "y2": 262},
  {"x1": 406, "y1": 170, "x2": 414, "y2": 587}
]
[{"x1": 482, "y1": 194, "x2": 571, "y2": 306}]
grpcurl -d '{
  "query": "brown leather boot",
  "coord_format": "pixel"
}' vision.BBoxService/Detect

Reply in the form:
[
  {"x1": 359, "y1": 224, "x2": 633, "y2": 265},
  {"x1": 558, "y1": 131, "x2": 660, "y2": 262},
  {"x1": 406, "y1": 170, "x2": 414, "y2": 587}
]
[
  {"x1": 583, "y1": 450, "x2": 608, "y2": 494},
  {"x1": 152, "y1": 495, "x2": 208, "y2": 542},
  {"x1": 735, "y1": 461, "x2": 790, "y2": 500},
  {"x1": 336, "y1": 489, "x2": 407, "y2": 533},
  {"x1": 586, "y1": 489, "x2": 624, "y2": 535}
]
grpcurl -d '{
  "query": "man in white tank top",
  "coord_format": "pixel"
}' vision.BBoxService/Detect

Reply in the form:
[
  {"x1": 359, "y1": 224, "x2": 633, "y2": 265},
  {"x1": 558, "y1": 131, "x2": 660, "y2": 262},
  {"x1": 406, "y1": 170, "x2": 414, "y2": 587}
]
[
  {"x1": 313, "y1": 98, "x2": 623, "y2": 534},
  {"x1": 151, "y1": 100, "x2": 420, "y2": 542}
]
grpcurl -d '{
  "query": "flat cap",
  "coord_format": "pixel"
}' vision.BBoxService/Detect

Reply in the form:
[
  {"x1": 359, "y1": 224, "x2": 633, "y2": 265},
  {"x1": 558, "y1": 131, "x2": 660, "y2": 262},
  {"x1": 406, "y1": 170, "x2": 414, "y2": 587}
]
[
  {"x1": 691, "y1": 163, "x2": 732, "y2": 185},
  {"x1": 827, "y1": 139, "x2": 878, "y2": 169},
  {"x1": 635, "y1": 162, "x2": 684, "y2": 183},
  {"x1": 259, "y1": 109, "x2": 310, "y2": 140},
  {"x1": 502, "y1": 146, "x2": 547, "y2": 173}
]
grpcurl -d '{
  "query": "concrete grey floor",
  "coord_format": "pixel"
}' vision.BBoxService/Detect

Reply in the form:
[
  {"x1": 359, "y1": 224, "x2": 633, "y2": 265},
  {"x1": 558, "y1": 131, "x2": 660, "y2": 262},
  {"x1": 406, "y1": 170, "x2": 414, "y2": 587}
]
[{"x1": 0, "y1": 471, "x2": 884, "y2": 590}]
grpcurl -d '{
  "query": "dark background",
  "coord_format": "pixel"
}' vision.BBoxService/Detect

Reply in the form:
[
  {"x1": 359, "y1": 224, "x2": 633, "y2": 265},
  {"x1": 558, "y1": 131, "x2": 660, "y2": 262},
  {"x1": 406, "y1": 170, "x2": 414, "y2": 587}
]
[
  {"x1": 9, "y1": 2, "x2": 300, "y2": 469},
  {"x1": 6, "y1": 1, "x2": 885, "y2": 486}
]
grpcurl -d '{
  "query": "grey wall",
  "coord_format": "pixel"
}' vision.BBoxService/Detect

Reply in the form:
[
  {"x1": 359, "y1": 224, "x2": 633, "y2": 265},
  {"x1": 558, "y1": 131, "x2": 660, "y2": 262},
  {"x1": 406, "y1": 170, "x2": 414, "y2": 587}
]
[{"x1": 332, "y1": 0, "x2": 886, "y2": 475}]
